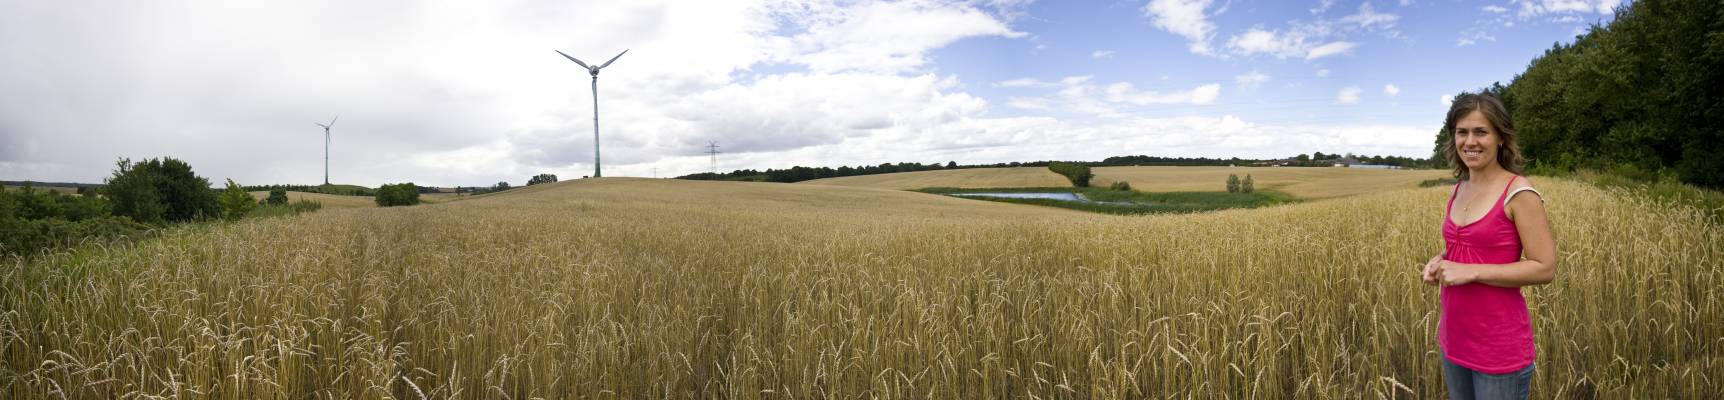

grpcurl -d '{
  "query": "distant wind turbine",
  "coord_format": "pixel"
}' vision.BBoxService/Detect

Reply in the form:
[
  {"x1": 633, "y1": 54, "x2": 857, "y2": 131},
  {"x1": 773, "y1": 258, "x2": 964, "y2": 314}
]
[
  {"x1": 315, "y1": 116, "x2": 338, "y2": 185},
  {"x1": 556, "y1": 48, "x2": 628, "y2": 178}
]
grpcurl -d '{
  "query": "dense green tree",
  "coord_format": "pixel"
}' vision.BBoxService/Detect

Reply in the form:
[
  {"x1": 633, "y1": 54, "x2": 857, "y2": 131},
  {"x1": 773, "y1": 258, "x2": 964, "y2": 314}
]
[
  {"x1": 1047, "y1": 162, "x2": 1094, "y2": 187},
  {"x1": 375, "y1": 183, "x2": 421, "y2": 207},
  {"x1": 103, "y1": 157, "x2": 218, "y2": 224},
  {"x1": 527, "y1": 174, "x2": 559, "y2": 186},
  {"x1": 1226, "y1": 174, "x2": 1240, "y2": 193},
  {"x1": 1493, "y1": 0, "x2": 1724, "y2": 188}
]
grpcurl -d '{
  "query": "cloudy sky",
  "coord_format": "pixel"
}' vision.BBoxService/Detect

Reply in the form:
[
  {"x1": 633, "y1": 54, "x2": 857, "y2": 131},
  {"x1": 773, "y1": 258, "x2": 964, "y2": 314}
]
[{"x1": 1, "y1": 0, "x2": 1619, "y2": 187}]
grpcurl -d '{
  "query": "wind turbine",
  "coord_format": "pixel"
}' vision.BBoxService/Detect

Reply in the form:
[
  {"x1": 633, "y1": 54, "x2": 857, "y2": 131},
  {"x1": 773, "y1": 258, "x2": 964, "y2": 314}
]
[
  {"x1": 556, "y1": 48, "x2": 628, "y2": 178},
  {"x1": 315, "y1": 116, "x2": 338, "y2": 185}
]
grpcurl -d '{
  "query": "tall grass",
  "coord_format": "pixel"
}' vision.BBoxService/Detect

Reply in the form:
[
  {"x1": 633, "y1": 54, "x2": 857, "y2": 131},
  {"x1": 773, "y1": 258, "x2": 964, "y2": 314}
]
[{"x1": 3, "y1": 177, "x2": 1719, "y2": 398}]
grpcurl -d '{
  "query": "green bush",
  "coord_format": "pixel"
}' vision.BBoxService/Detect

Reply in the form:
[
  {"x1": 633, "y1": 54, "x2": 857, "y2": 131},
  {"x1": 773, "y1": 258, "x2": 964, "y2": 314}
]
[
  {"x1": 1109, "y1": 181, "x2": 1133, "y2": 191},
  {"x1": 375, "y1": 183, "x2": 421, "y2": 207},
  {"x1": 217, "y1": 179, "x2": 256, "y2": 221},
  {"x1": 1, "y1": 185, "x2": 148, "y2": 256},
  {"x1": 1226, "y1": 174, "x2": 1240, "y2": 193},
  {"x1": 103, "y1": 157, "x2": 218, "y2": 224},
  {"x1": 1241, "y1": 174, "x2": 1255, "y2": 193},
  {"x1": 1047, "y1": 162, "x2": 1094, "y2": 187},
  {"x1": 265, "y1": 190, "x2": 289, "y2": 206}
]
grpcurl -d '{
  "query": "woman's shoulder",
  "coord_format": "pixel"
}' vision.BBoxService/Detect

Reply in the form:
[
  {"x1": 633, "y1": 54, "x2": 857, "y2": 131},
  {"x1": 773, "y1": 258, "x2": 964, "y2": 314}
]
[
  {"x1": 1510, "y1": 175, "x2": 1536, "y2": 188},
  {"x1": 1504, "y1": 175, "x2": 1545, "y2": 217}
]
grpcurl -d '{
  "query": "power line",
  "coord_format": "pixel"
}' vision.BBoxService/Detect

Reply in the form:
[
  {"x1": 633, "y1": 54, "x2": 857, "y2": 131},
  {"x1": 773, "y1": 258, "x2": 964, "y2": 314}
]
[{"x1": 706, "y1": 141, "x2": 721, "y2": 175}]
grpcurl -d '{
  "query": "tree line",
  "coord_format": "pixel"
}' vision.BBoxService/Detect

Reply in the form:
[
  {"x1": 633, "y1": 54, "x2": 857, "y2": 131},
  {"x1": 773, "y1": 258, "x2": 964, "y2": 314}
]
[
  {"x1": 1481, "y1": 0, "x2": 1722, "y2": 189},
  {"x1": 678, "y1": 152, "x2": 1439, "y2": 184}
]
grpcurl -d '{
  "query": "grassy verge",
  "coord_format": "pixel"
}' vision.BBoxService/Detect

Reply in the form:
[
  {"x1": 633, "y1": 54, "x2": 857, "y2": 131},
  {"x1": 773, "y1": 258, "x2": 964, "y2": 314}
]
[
  {"x1": 917, "y1": 186, "x2": 1295, "y2": 215},
  {"x1": 1546, "y1": 169, "x2": 1724, "y2": 224}
]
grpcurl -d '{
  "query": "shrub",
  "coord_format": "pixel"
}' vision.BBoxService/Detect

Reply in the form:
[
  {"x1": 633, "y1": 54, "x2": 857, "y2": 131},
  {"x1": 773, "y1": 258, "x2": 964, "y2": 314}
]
[
  {"x1": 1241, "y1": 174, "x2": 1254, "y2": 193},
  {"x1": 216, "y1": 179, "x2": 257, "y2": 221},
  {"x1": 1, "y1": 186, "x2": 148, "y2": 256},
  {"x1": 1109, "y1": 181, "x2": 1133, "y2": 191},
  {"x1": 527, "y1": 174, "x2": 559, "y2": 186},
  {"x1": 266, "y1": 190, "x2": 289, "y2": 206},
  {"x1": 375, "y1": 183, "x2": 421, "y2": 207},
  {"x1": 103, "y1": 157, "x2": 219, "y2": 224},
  {"x1": 1226, "y1": 174, "x2": 1241, "y2": 193},
  {"x1": 1048, "y1": 162, "x2": 1094, "y2": 187}
]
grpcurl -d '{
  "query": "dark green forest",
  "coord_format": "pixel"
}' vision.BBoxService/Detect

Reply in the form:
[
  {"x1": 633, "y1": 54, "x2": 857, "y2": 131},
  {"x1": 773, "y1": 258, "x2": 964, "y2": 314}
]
[{"x1": 1489, "y1": 0, "x2": 1723, "y2": 188}]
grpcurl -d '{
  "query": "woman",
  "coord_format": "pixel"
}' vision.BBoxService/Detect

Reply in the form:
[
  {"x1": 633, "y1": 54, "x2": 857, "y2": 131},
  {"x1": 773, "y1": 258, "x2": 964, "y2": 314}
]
[{"x1": 1420, "y1": 92, "x2": 1558, "y2": 399}]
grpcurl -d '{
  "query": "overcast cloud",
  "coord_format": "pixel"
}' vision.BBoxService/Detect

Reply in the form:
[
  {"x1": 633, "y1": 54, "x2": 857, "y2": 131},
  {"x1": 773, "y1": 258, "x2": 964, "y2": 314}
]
[{"x1": 2, "y1": 0, "x2": 1479, "y2": 186}]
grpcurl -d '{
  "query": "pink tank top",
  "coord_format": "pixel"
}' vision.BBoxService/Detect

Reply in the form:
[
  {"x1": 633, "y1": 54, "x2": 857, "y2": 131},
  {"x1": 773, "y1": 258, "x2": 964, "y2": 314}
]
[{"x1": 1439, "y1": 175, "x2": 1536, "y2": 374}]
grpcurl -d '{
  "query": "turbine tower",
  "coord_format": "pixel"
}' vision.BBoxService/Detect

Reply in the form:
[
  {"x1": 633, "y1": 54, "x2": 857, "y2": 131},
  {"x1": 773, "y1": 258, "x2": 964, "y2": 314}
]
[
  {"x1": 314, "y1": 116, "x2": 338, "y2": 185},
  {"x1": 556, "y1": 48, "x2": 628, "y2": 178}
]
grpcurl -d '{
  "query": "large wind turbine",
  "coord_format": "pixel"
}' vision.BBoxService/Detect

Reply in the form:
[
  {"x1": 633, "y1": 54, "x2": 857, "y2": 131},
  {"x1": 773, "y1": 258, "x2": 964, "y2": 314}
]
[
  {"x1": 556, "y1": 48, "x2": 627, "y2": 178},
  {"x1": 315, "y1": 116, "x2": 338, "y2": 185}
]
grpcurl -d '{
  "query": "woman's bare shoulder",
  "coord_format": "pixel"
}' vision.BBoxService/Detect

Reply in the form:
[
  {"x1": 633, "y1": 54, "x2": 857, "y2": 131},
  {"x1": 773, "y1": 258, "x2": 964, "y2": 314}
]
[{"x1": 1506, "y1": 175, "x2": 1545, "y2": 218}]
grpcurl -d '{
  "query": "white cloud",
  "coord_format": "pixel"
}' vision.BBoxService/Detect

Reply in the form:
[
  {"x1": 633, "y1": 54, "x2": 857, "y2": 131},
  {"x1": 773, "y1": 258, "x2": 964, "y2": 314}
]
[
  {"x1": 995, "y1": 78, "x2": 1044, "y2": 87},
  {"x1": 1311, "y1": 0, "x2": 1338, "y2": 14},
  {"x1": 786, "y1": 1, "x2": 1025, "y2": 74},
  {"x1": 1305, "y1": 41, "x2": 1357, "y2": 60},
  {"x1": 1235, "y1": 70, "x2": 1271, "y2": 90},
  {"x1": 1341, "y1": 3, "x2": 1400, "y2": 30},
  {"x1": 1227, "y1": 27, "x2": 1358, "y2": 60},
  {"x1": 1004, "y1": 76, "x2": 1223, "y2": 117},
  {"x1": 1091, "y1": 50, "x2": 1116, "y2": 59},
  {"x1": 0, "y1": 0, "x2": 1039, "y2": 184},
  {"x1": 1, "y1": 0, "x2": 1451, "y2": 185},
  {"x1": 1514, "y1": 0, "x2": 1620, "y2": 18},
  {"x1": 1483, "y1": 5, "x2": 1509, "y2": 13},
  {"x1": 1144, "y1": 0, "x2": 1217, "y2": 55},
  {"x1": 1337, "y1": 87, "x2": 1363, "y2": 104},
  {"x1": 1105, "y1": 82, "x2": 1222, "y2": 105},
  {"x1": 1441, "y1": 94, "x2": 1455, "y2": 106},
  {"x1": 1456, "y1": 29, "x2": 1497, "y2": 46},
  {"x1": 1316, "y1": 68, "x2": 1331, "y2": 78},
  {"x1": 1384, "y1": 84, "x2": 1400, "y2": 96}
]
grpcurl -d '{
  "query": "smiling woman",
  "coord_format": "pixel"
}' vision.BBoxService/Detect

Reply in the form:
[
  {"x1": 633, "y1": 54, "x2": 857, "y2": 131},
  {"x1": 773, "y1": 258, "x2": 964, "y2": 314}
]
[{"x1": 1421, "y1": 92, "x2": 1558, "y2": 400}]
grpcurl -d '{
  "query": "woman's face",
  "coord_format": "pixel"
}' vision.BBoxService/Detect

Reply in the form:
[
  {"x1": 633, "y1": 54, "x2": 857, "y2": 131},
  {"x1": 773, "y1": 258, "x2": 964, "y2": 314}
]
[{"x1": 1453, "y1": 110, "x2": 1499, "y2": 171}]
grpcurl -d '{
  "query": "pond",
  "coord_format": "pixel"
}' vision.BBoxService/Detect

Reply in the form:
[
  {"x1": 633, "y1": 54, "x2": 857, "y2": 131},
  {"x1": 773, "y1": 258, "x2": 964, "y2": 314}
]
[{"x1": 949, "y1": 192, "x2": 1087, "y2": 201}]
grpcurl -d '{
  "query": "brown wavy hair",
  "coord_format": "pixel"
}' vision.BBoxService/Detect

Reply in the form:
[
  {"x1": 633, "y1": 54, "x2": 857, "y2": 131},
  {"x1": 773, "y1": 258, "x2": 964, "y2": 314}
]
[{"x1": 1441, "y1": 92, "x2": 1523, "y2": 181}]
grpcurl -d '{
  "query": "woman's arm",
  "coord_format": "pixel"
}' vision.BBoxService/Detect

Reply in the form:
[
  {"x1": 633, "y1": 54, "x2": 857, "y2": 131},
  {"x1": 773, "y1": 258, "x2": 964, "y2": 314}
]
[{"x1": 1438, "y1": 188, "x2": 1558, "y2": 288}]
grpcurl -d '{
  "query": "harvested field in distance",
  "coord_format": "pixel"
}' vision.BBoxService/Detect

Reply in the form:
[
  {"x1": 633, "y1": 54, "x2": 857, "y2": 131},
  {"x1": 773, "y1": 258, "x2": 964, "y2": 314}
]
[
  {"x1": 7, "y1": 177, "x2": 1720, "y2": 398},
  {"x1": 801, "y1": 166, "x2": 1069, "y2": 189},
  {"x1": 1093, "y1": 166, "x2": 1453, "y2": 199}
]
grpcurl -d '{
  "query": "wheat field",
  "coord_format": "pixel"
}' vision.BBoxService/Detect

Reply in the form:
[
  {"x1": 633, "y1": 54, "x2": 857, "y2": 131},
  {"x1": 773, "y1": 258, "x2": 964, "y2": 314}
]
[
  {"x1": 1090, "y1": 167, "x2": 1452, "y2": 200},
  {"x1": 5, "y1": 176, "x2": 1720, "y2": 398}
]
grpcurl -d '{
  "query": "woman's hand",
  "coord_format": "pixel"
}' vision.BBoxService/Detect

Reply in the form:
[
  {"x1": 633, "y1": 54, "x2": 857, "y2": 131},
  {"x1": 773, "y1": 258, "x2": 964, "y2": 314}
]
[
  {"x1": 1422, "y1": 254, "x2": 1443, "y2": 286},
  {"x1": 1438, "y1": 262, "x2": 1482, "y2": 286}
]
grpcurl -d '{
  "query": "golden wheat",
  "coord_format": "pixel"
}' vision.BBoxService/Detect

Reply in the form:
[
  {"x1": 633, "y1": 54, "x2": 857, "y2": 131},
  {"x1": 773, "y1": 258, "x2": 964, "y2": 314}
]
[{"x1": 5, "y1": 176, "x2": 1719, "y2": 398}]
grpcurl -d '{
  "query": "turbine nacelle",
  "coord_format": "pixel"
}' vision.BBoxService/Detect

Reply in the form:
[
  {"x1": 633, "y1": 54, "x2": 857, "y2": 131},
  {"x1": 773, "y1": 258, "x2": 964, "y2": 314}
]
[{"x1": 556, "y1": 49, "x2": 628, "y2": 78}]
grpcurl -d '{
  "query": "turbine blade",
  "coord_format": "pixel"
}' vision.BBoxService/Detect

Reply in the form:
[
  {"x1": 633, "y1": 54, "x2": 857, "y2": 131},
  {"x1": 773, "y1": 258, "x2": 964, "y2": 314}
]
[
  {"x1": 328, "y1": 115, "x2": 338, "y2": 128},
  {"x1": 315, "y1": 123, "x2": 329, "y2": 129},
  {"x1": 555, "y1": 50, "x2": 590, "y2": 69},
  {"x1": 598, "y1": 49, "x2": 628, "y2": 69}
]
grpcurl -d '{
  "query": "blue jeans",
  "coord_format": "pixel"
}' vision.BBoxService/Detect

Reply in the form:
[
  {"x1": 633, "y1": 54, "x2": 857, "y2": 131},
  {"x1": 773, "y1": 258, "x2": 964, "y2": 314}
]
[{"x1": 1441, "y1": 354, "x2": 1534, "y2": 400}]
